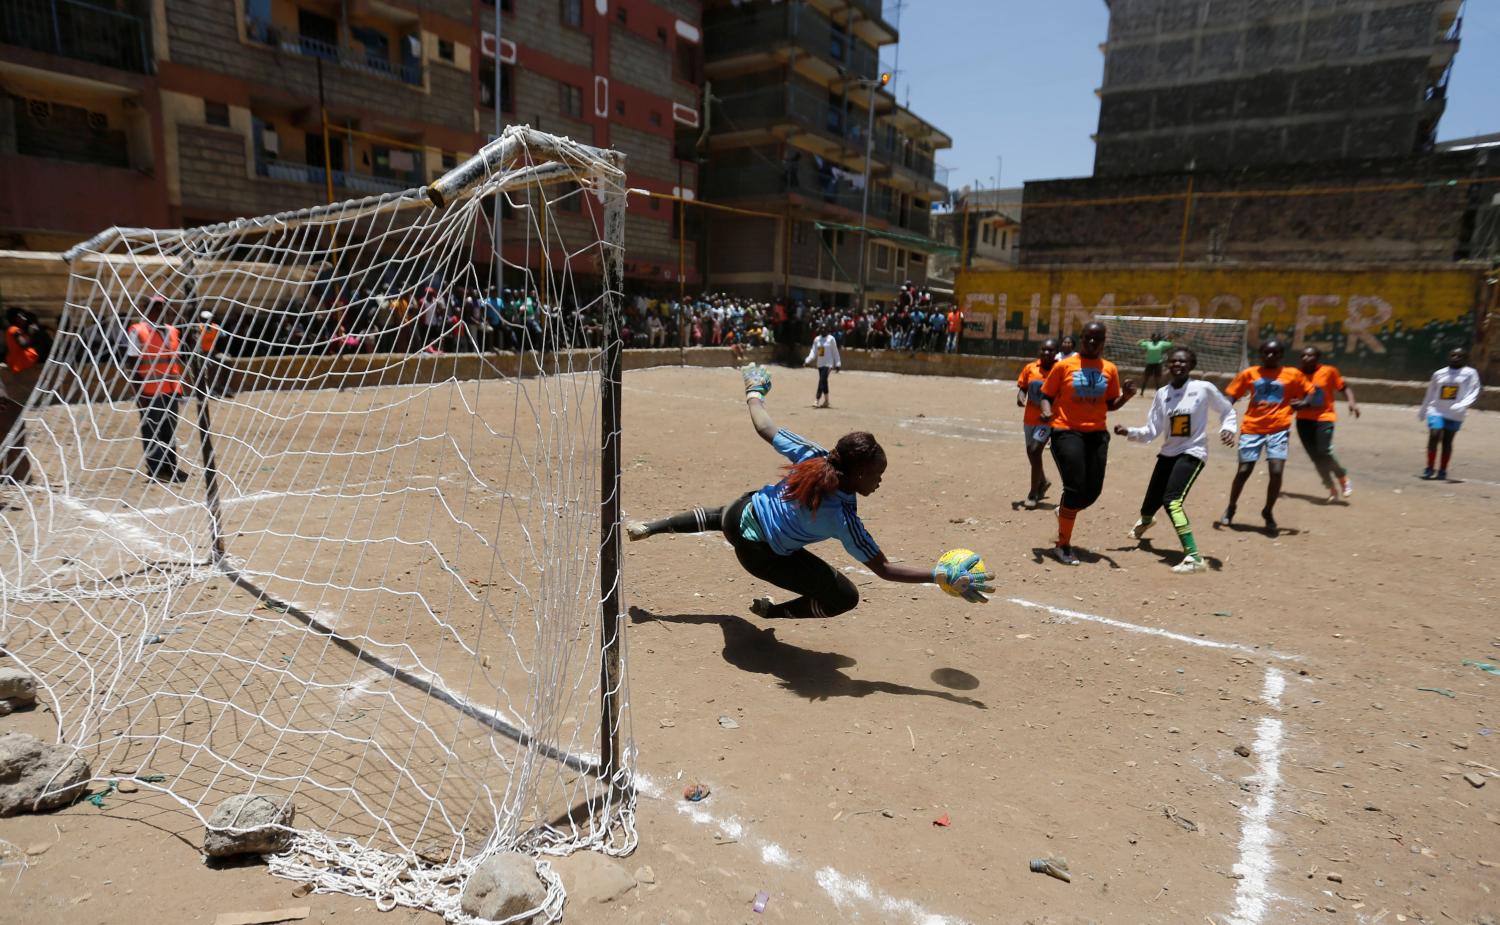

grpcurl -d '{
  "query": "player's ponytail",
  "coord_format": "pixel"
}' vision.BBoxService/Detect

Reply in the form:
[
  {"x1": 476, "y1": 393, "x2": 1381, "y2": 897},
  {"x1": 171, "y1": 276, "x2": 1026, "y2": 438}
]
[{"x1": 781, "y1": 431, "x2": 884, "y2": 513}]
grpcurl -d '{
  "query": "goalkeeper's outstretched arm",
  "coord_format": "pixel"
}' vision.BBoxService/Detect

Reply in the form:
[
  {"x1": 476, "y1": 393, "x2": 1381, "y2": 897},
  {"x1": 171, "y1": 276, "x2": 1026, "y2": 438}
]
[{"x1": 741, "y1": 364, "x2": 779, "y2": 444}]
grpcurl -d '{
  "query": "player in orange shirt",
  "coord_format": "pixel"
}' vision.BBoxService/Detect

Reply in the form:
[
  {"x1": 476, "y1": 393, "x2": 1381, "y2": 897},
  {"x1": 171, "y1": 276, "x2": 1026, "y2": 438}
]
[
  {"x1": 1016, "y1": 338, "x2": 1058, "y2": 508},
  {"x1": 1219, "y1": 340, "x2": 1310, "y2": 533},
  {"x1": 1038, "y1": 322, "x2": 1138, "y2": 565},
  {"x1": 1296, "y1": 346, "x2": 1359, "y2": 502}
]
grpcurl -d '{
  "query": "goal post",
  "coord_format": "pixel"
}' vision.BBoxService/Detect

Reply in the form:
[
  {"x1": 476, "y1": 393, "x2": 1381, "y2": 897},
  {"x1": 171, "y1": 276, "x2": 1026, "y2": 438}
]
[
  {"x1": 0, "y1": 125, "x2": 635, "y2": 922},
  {"x1": 1095, "y1": 313, "x2": 1249, "y2": 375}
]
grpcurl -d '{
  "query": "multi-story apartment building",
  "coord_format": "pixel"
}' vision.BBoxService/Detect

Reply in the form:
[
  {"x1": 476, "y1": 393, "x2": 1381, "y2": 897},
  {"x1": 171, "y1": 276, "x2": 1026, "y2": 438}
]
[
  {"x1": 698, "y1": 0, "x2": 950, "y2": 306},
  {"x1": 0, "y1": 0, "x2": 703, "y2": 290}
]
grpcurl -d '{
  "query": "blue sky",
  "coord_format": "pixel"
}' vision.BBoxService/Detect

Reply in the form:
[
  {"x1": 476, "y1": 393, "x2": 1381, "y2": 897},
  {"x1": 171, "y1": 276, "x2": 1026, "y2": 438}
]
[{"x1": 892, "y1": 0, "x2": 1500, "y2": 191}]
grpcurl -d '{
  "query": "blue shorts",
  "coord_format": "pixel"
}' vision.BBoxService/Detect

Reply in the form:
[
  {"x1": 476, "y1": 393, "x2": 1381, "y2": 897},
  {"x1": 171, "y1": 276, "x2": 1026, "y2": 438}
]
[
  {"x1": 1427, "y1": 414, "x2": 1462, "y2": 432},
  {"x1": 1238, "y1": 429, "x2": 1290, "y2": 463},
  {"x1": 1024, "y1": 423, "x2": 1052, "y2": 450}
]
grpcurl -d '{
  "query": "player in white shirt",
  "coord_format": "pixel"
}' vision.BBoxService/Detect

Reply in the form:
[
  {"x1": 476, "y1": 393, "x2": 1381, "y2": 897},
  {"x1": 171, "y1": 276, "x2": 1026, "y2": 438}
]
[
  {"x1": 804, "y1": 325, "x2": 842, "y2": 408},
  {"x1": 1114, "y1": 347, "x2": 1237, "y2": 573},
  {"x1": 1420, "y1": 346, "x2": 1482, "y2": 480}
]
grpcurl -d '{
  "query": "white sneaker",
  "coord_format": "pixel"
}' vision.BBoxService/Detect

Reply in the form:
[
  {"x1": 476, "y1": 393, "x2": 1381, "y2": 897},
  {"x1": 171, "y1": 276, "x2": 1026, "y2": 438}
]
[
  {"x1": 1340, "y1": 476, "x2": 1352, "y2": 498},
  {"x1": 625, "y1": 521, "x2": 651, "y2": 541},
  {"x1": 1171, "y1": 556, "x2": 1207, "y2": 574},
  {"x1": 1129, "y1": 517, "x2": 1154, "y2": 540}
]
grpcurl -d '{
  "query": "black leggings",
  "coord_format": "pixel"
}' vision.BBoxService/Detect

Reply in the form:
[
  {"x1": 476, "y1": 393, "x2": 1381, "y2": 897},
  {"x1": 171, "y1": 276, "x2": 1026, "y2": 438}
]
[
  {"x1": 1295, "y1": 418, "x2": 1346, "y2": 488},
  {"x1": 1049, "y1": 429, "x2": 1110, "y2": 510},
  {"x1": 645, "y1": 493, "x2": 859, "y2": 618},
  {"x1": 816, "y1": 367, "x2": 831, "y2": 399}
]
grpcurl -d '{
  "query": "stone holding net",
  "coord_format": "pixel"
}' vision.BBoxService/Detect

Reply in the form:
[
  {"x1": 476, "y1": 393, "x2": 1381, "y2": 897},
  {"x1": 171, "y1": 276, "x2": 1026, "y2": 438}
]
[{"x1": 0, "y1": 126, "x2": 633, "y2": 923}]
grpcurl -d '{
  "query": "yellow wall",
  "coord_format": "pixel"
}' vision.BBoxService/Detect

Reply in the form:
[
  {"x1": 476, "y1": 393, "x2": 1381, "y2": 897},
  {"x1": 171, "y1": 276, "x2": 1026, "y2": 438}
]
[{"x1": 955, "y1": 265, "x2": 1484, "y2": 379}]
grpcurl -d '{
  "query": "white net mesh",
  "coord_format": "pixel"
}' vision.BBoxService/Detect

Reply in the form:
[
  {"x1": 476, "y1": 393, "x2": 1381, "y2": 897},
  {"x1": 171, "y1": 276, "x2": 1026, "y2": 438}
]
[
  {"x1": 1095, "y1": 313, "x2": 1249, "y2": 375},
  {"x1": 0, "y1": 126, "x2": 633, "y2": 923}
]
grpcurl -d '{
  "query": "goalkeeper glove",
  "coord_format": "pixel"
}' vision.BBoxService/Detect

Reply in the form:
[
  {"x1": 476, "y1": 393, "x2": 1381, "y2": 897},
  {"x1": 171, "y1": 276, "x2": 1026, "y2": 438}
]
[
  {"x1": 933, "y1": 553, "x2": 996, "y2": 604},
  {"x1": 741, "y1": 363, "x2": 773, "y2": 399}
]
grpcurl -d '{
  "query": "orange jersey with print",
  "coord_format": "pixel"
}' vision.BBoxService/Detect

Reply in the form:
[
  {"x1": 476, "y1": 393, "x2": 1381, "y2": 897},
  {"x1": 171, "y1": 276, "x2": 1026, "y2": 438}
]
[
  {"x1": 1225, "y1": 365, "x2": 1309, "y2": 434},
  {"x1": 1017, "y1": 360, "x2": 1052, "y2": 427},
  {"x1": 1041, "y1": 354, "x2": 1121, "y2": 432},
  {"x1": 1297, "y1": 364, "x2": 1346, "y2": 422}
]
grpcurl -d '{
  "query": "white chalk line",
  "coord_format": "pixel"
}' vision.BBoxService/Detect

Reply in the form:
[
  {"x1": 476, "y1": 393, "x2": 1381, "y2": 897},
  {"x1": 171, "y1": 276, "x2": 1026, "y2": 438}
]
[
  {"x1": 1012, "y1": 596, "x2": 1296, "y2": 925},
  {"x1": 1007, "y1": 597, "x2": 1299, "y2": 661},
  {"x1": 53, "y1": 492, "x2": 179, "y2": 560},
  {"x1": 639, "y1": 771, "x2": 970, "y2": 925},
  {"x1": 1228, "y1": 667, "x2": 1286, "y2": 925}
]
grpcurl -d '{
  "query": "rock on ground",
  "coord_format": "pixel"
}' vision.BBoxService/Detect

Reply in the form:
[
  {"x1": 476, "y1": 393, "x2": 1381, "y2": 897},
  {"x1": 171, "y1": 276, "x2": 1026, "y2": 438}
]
[
  {"x1": 0, "y1": 667, "x2": 38, "y2": 715},
  {"x1": 552, "y1": 850, "x2": 638, "y2": 904},
  {"x1": 0, "y1": 732, "x2": 91, "y2": 816},
  {"x1": 460, "y1": 851, "x2": 547, "y2": 923},
  {"x1": 202, "y1": 794, "x2": 296, "y2": 858}
]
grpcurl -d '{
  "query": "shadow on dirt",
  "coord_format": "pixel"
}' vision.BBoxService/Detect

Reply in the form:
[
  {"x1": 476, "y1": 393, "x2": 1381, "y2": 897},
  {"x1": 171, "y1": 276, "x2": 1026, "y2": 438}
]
[{"x1": 628, "y1": 606, "x2": 986, "y2": 708}]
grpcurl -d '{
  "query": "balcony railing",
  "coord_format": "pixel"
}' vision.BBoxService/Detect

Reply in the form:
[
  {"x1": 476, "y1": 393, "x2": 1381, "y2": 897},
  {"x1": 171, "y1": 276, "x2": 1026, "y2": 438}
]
[
  {"x1": 704, "y1": 164, "x2": 931, "y2": 237},
  {"x1": 0, "y1": 0, "x2": 152, "y2": 74},
  {"x1": 716, "y1": 84, "x2": 865, "y2": 148},
  {"x1": 257, "y1": 157, "x2": 414, "y2": 194},
  {"x1": 9, "y1": 95, "x2": 132, "y2": 168},
  {"x1": 705, "y1": 1, "x2": 879, "y2": 83},
  {"x1": 245, "y1": 17, "x2": 422, "y2": 85}
]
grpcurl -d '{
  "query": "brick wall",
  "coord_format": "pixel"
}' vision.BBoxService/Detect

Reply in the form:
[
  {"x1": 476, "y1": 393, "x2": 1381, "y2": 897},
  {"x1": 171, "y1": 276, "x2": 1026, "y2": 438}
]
[
  {"x1": 167, "y1": 0, "x2": 472, "y2": 134},
  {"x1": 1021, "y1": 153, "x2": 1489, "y2": 266},
  {"x1": 489, "y1": 5, "x2": 591, "y2": 68}
]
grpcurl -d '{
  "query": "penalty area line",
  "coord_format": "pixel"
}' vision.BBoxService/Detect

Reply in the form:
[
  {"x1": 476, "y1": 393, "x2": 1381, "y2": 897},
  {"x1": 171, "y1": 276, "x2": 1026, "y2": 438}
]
[{"x1": 1006, "y1": 597, "x2": 1298, "y2": 661}]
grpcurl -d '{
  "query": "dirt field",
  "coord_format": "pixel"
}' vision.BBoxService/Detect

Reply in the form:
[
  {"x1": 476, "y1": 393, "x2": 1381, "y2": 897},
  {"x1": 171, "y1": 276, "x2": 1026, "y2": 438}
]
[{"x1": 3, "y1": 363, "x2": 1497, "y2": 925}]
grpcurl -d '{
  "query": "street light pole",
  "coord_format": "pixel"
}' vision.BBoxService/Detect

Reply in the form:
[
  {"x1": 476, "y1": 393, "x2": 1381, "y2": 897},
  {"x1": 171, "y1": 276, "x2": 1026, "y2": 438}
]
[{"x1": 854, "y1": 73, "x2": 888, "y2": 314}]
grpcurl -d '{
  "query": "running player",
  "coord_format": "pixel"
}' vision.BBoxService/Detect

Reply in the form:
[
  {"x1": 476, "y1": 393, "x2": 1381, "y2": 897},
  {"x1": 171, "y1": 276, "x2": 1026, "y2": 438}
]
[
  {"x1": 1296, "y1": 346, "x2": 1359, "y2": 502},
  {"x1": 627, "y1": 365, "x2": 995, "y2": 616},
  {"x1": 1016, "y1": 338, "x2": 1058, "y2": 508},
  {"x1": 1115, "y1": 347, "x2": 1236, "y2": 573},
  {"x1": 1420, "y1": 346, "x2": 1482, "y2": 480},
  {"x1": 1038, "y1": 321, "x2": 1138, "y2": 565},
  {"x1": 1056, "y1": 334, "x2": 1077, "y2": 361},
  {"x1": 805, "y1": 325, "x2": 841, "y2": 408},
  {"x1": 1220, "y1": 339, "x2": 1309, "y2": 533}
]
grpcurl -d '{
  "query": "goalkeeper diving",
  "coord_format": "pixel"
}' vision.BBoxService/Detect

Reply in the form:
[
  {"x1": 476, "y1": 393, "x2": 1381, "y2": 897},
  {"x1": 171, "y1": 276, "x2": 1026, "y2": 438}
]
[{"x1": 627, "y1": 364, "x2": 995, "y2": 617}]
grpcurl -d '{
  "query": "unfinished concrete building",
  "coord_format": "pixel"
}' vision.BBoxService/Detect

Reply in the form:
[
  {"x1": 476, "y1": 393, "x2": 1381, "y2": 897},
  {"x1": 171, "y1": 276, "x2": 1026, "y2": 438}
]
[{"x1": 1094, "y1": 0, "x2": 1463, "y2": 176}]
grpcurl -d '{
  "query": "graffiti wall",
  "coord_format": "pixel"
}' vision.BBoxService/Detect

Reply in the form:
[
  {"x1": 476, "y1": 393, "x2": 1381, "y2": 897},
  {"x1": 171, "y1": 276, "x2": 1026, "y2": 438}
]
[{"x1": 954, "y1": 266, "x2": 1486, "y2": 380}]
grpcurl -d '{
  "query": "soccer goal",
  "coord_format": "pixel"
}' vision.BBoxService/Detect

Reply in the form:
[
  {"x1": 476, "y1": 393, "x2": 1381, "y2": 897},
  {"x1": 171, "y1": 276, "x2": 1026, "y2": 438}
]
[
  {"x1": 1095, "y1": 313, "x2": 1249, "y2": 375},
  {"x1": 0, "y1": 126, "x2": 633, "y2": 922}
]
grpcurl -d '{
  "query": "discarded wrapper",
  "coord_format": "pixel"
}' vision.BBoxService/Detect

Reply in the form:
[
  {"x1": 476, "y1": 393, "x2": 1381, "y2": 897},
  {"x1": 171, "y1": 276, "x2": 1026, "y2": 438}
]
[
  {"x1": 684, "y1": 782, "x2": 711, "y2": 802},
  {"x1": 752, "y1": 890, "x2": 769, "y2": 913},
  {"x1": 933, "y1": 813, "x2": 950, "y2": 827}
]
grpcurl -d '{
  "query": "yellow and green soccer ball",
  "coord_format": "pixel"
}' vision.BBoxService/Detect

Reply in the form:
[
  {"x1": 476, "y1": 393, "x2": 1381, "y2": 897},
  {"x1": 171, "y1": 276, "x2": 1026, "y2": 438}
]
[{"x1": 935, "y1": 548, "x2": 986, "y2": 597}]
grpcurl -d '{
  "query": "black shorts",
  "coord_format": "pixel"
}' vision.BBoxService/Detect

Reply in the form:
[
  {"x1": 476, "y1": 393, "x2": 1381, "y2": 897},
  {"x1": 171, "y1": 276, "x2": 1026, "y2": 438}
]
[{"x1": 723, "y1": 493, "x2": 859, "y2": 616}]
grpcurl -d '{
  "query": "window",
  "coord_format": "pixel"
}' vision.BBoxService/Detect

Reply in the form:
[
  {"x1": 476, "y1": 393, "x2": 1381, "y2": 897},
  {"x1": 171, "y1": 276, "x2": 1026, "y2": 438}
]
[
  {"x1": 1001, "y1": 230, "x2": 1008, "y2": 250},
  {"x1": 657, "y1": 27, "x2": 667, "y2": 44},
  {"x1": 615, "y1": 98, "x2": 625, "y2": 116},
  {"x1": 204, "y1": 100, "x2": 230, "y2": 127},
  {"x1": 649, "y1": 196, "x2": 659, "y2": 211},
  {"x1": 480, "y1": 63, "x2": 515, "y2": 113},
  {"x1": 909, "y1": 250, "x2": 923, "y2": 267},
  {"x1": 982, "y1": 225, "x2": 991, "y2": 245},
  {"x1": 442, "y1": 151, "x2": 457, "y2": 169},
  {"x1": 793, "y1": 221, "x2": 806, "y2": 245},
  {"x1": 438, "y1": 39, "x2": 455, "y2": 62},
  {"x1": 874, "y1": 244, "x2": 890, "y2": 271},
  {"x1": 673, "y1": 39, "x2": 701, "y2": 84},
  {"x1": 649, "y1": 110, "x2": 662, "y2": 127},
  {"x1": 558, "y1": 180, "x2": 582, "y2": 213},
  {"x1": 560, "y1": 82, "x2": 582, "y2": 118},
  {"x1": 562, "y1": 0, "x2": 582, "y2": 29},
  {"x1": 305, "y1": 131, "x2": 345, "y2": 172},
  {"x1": 297, "y1": 9, "x2": 338, "y2": 60},
  {"x1": 616, "y1": 7, "x2": 627, "y2": 24}
]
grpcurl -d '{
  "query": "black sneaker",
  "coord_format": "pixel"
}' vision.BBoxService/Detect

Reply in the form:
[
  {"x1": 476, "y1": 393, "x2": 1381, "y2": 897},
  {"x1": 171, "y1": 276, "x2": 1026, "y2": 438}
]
[
  {"x1": 1049, "y1": 545, "x2": 1080, "y2": 566},
  {"x1": 1261, "y1": 508, "x2": 1278, "y2": 534},
  {"x1": 1217, "y1": 507, "x2": 1235, "y2": 527}
]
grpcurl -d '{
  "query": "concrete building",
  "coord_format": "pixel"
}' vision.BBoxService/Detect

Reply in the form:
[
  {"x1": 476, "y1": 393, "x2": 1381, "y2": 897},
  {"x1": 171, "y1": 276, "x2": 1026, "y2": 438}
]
[
  {"x1": 1018, "y1": 0, "x2": 1493, "y2": 267},
  {"x1": 1094, "y1": 0, "x2": 1463, "y2": 177},
  {"x1": 927, "y1": 186, "x2": 1021, "y2": 292},
  {"x1": 1, "y1": 0, "x2": 703, "y2": 289},
  {"x1": 697, "y1": 0, "x2": 951, "y2": 305}
]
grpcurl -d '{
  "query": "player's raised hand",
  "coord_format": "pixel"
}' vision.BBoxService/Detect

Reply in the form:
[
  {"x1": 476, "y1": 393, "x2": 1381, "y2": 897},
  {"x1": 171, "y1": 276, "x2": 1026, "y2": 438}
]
[{"x1": 741, "y1": 363, "x2": 773, "y2": 399}]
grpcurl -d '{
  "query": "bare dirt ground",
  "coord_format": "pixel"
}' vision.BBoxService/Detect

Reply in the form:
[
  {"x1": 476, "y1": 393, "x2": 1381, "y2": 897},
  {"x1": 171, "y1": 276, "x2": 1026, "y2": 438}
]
[{"x1": 3, "y1": 363, "x2": 1497, "y2": 925}]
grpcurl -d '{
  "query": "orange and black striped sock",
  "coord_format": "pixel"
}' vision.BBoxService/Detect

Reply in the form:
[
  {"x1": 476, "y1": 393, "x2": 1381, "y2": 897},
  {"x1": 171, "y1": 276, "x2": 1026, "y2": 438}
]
[{"x1": 1057, "y1": 506, "x2": 1079, "y2": 546}]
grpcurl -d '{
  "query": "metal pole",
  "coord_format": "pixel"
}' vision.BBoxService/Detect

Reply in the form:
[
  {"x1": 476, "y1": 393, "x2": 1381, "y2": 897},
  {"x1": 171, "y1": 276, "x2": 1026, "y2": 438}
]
[
  {"x1": 1172, "y1": 174, "x2": 1195, "y2": 304},
  {"x1": 493, "y1": 8, "x2": 503, "y2": 297},
  {"x1": 597, "y1": 180, "x2": 626, "y2": 786},
  {"x1": 855, "y1": 83, "x2": 875, "y2": 312},
  {"x1": 677, "y1": 161, "x2": 686, "y2": 300},
  {"x1": 317, "y1": 59, "x2": 335, "y2": 204},
  {"x1": 186, "y1": 302, "x2": 227, "y2": 564}
]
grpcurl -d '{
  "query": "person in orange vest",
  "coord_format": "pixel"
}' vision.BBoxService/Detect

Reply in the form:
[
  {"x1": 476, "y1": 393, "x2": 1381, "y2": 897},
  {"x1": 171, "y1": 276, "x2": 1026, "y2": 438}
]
[
  {"x1": 1, "y1": 307, "x2": 47, "y2": 485},
  {"x1": 945, "y1": 305, "x2": 963, "y2": 354},
  {"x1": 126, "y1": 295, "x2": 188, "y2": 483}
]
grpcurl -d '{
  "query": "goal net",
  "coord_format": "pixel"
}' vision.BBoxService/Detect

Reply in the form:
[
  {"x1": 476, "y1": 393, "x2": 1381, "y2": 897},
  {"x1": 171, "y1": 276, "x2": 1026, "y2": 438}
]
[
  {"x1": 0, "y1": 126, "x2": 633, "y2": 923},
  {"x1": 1095, "y1": 313, "x2": 1249, "y2": 375}
]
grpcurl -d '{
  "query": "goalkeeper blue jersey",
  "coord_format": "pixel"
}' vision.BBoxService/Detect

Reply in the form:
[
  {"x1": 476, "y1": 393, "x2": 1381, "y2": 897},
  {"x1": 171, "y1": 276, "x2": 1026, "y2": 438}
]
[{"x1": 748, "y1": 430, "x2": 881, "y2": 562}]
